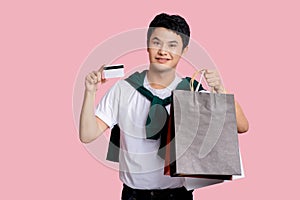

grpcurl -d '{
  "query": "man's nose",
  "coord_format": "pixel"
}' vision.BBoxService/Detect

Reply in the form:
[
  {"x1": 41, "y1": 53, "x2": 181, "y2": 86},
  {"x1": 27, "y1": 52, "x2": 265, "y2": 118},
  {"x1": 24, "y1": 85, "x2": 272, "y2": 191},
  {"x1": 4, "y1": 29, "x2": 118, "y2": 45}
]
[{"x1": 158, "y1": 44, "x2": 168, "y2": 55}]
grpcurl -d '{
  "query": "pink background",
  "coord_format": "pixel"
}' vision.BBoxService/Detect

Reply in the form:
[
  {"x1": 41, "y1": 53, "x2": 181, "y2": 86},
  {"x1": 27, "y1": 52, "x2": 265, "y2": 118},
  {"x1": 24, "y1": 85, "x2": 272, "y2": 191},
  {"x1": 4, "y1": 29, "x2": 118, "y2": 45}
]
[{"x1": 1, "y1": 0, "x2": 299, "y2": 199}]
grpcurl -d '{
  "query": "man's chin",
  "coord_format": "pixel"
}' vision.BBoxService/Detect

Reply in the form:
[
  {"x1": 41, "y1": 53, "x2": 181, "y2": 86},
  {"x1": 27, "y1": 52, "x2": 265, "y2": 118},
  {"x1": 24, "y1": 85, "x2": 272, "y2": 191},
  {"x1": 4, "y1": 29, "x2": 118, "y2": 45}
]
[{"x1": 150, "y1": 63, "x2": 176, "y2": 72}]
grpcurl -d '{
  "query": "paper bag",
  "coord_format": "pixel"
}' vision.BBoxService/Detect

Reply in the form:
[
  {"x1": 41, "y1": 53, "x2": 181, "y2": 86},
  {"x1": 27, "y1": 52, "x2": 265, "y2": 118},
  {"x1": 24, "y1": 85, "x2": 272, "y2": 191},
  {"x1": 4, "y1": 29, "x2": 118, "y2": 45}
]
[{"x1": 164, "y1": 70, "x2": 242, "y2": 180}]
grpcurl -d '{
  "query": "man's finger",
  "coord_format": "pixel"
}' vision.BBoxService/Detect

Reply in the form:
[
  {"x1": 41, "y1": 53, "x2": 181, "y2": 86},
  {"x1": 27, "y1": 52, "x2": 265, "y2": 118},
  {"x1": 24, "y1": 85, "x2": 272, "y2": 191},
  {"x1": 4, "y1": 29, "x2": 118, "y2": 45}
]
[
  {"x1": 96, "y1": 71, "x2": 102, "y2": 82},
  {"x1": 205, "y1": 69, "x2": 217, "y2": 73},
  {"x1": 205, "y1": 71, "x2": 220, "y2": 79},
  {"x1": 91, "y1": 71, "x2": 98, "y2": 81},
  {"x1": 98, "y1": 64, "x2": 106, "y2": 73},
  {"x1": 206, "y1": 77, "x2": 219, "y2": 83},
  {"x1": 97, "y1": 64, "x2": 106, "y2": 82}
]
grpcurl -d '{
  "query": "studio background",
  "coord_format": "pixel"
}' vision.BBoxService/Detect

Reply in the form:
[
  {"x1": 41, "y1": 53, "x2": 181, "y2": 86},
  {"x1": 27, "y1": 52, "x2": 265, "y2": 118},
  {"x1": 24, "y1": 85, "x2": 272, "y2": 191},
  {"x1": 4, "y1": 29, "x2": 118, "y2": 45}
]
[{"x1": 1, "y1": 0, "x2": 299, "y2": 199}]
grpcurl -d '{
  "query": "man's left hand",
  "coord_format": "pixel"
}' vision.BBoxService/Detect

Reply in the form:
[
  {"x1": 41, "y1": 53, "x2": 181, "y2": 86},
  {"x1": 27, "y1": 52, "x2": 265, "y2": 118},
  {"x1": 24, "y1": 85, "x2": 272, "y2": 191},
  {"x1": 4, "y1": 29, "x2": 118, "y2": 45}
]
[{"x1": 204, "y1": 69, "x2": 226, "y2": 93}]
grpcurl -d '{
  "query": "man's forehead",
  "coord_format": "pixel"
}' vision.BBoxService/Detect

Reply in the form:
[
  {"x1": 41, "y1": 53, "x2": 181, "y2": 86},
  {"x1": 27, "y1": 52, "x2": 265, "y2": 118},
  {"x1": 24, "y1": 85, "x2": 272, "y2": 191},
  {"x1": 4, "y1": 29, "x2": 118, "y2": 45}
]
[{"x1": 150, "y1": 27, "x2": 182, "y2": 42}]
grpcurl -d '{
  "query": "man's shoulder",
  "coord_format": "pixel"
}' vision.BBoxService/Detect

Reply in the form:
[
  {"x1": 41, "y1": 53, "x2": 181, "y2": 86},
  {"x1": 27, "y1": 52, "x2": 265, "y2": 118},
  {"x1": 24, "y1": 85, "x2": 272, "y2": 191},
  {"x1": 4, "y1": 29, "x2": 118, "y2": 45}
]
[
  {"x1": 110, "y1": 79, "x2": 136, "y2": 94},
  {"x1": 116, "y1": 79, "x2": 134, "y2": 88}
]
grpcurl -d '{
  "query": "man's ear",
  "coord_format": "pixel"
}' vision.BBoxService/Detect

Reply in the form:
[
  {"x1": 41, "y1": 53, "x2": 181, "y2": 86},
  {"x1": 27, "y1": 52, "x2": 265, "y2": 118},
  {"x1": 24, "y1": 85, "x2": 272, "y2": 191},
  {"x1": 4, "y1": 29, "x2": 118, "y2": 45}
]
[{"x1": 182, "y1": 46, "x2": 188, "y2": 55}]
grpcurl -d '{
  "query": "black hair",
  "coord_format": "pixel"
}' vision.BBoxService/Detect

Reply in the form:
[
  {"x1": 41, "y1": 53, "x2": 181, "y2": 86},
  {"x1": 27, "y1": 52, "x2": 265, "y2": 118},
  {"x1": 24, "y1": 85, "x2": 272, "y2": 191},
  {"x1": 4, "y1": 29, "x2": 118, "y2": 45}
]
[{"x1": 147, "y1": 13, "x2": 190, "y2": 50}]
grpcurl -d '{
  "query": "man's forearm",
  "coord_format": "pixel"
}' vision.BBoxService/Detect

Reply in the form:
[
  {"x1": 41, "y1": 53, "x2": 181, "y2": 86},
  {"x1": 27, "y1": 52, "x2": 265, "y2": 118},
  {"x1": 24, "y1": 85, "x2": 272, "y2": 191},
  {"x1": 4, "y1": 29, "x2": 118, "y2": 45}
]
[
  {"x1": 218, "y1": 87, "x2": 249, "y2": 134},
  {"x1": 79, "y1": 90, "x2": 102, "y2": 143},
  {"x1": 235, "y1": 101, "x2": 249, "y2": 133}
]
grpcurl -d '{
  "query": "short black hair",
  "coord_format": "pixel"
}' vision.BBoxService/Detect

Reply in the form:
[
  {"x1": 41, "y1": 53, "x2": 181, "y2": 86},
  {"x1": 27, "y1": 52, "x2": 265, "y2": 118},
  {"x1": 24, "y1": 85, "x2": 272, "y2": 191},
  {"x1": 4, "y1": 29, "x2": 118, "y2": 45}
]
[{"x1": 147, "y1": 13, "x2": 190, "y2": 50}]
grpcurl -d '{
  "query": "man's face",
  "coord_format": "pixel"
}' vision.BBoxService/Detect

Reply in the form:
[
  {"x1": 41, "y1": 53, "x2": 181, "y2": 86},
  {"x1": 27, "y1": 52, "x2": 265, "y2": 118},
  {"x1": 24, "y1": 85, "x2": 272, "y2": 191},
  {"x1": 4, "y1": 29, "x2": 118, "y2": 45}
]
[{"x1": 147, "y1": 27, "x2": 187, "y2": 72}]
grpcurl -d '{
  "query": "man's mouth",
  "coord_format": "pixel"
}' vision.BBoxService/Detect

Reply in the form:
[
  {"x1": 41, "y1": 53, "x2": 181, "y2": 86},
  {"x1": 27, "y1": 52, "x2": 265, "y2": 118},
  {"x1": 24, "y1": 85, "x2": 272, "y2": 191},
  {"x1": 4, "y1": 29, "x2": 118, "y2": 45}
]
[{"x1": 156, "y1": 57, "x2": 171, "y2": 64}]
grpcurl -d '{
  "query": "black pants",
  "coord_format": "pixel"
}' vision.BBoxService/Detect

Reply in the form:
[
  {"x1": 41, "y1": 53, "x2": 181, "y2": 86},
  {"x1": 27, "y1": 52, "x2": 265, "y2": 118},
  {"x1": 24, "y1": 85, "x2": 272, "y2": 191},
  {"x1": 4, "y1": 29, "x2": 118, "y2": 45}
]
[{"x1": 121, "y1": 184, "x2": 193, "y2": 200}]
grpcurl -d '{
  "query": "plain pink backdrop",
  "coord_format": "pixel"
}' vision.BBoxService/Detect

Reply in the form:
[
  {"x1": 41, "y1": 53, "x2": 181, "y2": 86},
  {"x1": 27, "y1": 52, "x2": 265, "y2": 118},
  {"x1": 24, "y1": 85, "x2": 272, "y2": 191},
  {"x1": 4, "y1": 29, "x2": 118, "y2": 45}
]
[{"x1": 1, "y1": 0, "x2": 299, "y2": 199}]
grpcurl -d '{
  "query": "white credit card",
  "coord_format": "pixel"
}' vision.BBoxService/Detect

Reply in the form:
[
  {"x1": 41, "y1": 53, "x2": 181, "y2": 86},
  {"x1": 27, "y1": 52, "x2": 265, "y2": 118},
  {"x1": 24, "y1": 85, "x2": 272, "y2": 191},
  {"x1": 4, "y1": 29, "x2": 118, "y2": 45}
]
[{"x1": 103, "y1": 64, "x2": 124, "y2": 78}]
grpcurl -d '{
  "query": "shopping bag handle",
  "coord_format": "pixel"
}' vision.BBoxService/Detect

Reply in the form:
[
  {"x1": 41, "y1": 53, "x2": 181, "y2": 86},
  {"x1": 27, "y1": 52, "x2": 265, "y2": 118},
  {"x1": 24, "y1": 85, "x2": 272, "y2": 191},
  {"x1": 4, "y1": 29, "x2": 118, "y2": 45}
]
[
  {"x1": 190, "y1": 69, "x2": 206, "y2": 91},
  {"x1": 190, "y1": 70, "x2": 226, "y2": 159}
]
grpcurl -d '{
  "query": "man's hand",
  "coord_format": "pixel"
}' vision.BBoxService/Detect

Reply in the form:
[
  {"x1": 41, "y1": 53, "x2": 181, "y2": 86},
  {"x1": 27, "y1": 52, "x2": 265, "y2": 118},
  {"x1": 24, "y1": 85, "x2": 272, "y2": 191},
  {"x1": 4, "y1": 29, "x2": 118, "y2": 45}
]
[
  {"x1": 204, "y1": 69, "x2": 226, "y2": 93},
  {"x1": 85, "y1": 64, "x2": 106, "y2": 92}
]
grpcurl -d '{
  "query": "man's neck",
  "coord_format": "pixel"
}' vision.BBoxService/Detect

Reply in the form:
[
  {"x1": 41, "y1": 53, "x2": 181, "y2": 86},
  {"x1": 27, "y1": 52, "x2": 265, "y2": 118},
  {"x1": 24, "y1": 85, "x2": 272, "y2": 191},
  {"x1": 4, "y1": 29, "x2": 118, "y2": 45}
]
[{"x1": 147, "y1": 68, "x2": 176, "y2": 89}]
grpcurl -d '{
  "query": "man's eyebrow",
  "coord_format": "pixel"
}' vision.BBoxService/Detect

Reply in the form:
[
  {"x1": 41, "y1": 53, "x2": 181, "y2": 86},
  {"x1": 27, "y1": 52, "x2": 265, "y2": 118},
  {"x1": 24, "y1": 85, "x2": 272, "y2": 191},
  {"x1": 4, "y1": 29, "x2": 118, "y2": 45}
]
[{"x1": 152, "y1": 37, "x2": 161, "y2": 41}]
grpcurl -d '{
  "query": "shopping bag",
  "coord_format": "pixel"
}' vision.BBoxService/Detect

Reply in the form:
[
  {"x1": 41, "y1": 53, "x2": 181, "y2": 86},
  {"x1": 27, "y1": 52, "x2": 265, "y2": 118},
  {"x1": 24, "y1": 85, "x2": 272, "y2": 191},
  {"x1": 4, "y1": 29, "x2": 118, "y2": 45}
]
[{"x1": 164, "y1": 70, "x2": 242, "y2": 180}]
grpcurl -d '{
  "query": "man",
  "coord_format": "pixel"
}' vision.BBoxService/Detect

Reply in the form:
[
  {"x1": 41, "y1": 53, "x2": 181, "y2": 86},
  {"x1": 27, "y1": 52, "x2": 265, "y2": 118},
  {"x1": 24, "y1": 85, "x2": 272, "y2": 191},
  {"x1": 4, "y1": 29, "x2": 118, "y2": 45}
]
[{"x1": 80, "y1": 13, "x2": 248, "y2": 200}]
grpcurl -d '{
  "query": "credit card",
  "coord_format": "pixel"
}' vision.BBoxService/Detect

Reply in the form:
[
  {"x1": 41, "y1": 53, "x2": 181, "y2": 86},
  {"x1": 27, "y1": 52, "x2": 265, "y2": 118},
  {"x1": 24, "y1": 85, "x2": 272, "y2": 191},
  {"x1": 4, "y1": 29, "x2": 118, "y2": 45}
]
[{"x1": 103, "y1": 64, "x2": 124, "y2": 78}]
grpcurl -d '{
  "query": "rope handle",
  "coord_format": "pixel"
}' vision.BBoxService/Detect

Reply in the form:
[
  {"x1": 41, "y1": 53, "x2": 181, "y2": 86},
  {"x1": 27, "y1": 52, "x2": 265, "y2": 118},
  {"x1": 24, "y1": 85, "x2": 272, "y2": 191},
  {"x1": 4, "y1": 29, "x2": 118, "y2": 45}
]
[{"x1": 190, "y1": 69, "x2": 206, "y2": 91}]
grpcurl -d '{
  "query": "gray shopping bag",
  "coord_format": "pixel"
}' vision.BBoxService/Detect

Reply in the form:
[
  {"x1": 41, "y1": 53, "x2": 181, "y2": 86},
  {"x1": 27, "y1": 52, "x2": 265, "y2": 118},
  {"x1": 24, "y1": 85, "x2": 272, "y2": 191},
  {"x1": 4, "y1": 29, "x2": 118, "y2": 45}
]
[{"x1": 167, "y1": 90, "x2": 242, "y2": 179}]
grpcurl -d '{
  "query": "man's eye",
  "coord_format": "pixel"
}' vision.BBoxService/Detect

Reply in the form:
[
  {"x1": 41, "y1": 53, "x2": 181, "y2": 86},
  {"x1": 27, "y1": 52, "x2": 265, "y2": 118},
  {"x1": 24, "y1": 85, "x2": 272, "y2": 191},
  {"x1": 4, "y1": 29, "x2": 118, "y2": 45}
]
[
  {"x1": 153, "y1": 41, "x2": 160, "y2": 45},
  {"x1": 169, "y1": 44, "x2": 177, "y2": 48}
]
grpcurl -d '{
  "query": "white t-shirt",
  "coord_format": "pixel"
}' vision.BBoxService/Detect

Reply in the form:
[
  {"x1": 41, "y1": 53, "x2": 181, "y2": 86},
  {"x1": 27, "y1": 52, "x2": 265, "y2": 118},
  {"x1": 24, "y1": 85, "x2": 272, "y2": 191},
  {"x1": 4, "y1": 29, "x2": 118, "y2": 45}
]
[{"x1": 95, "y1": 73, "x2": 185, "y2": 189}]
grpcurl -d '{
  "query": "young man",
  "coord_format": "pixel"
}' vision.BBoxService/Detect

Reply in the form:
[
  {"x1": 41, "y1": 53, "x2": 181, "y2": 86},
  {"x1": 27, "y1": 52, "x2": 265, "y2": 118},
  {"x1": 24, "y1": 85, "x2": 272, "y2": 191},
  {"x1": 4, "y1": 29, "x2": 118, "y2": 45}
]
[{"x1": 80, "y1": 13, "x2": 248, "y2": 200}]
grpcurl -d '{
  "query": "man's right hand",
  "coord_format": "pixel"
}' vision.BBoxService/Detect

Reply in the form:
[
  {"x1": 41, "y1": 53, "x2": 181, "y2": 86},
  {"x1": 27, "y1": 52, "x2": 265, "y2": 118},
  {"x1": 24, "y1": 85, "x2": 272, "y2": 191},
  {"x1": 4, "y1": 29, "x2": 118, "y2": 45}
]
[{"x1": 85, "y1": 64, "x2": 106, "y2": 92}]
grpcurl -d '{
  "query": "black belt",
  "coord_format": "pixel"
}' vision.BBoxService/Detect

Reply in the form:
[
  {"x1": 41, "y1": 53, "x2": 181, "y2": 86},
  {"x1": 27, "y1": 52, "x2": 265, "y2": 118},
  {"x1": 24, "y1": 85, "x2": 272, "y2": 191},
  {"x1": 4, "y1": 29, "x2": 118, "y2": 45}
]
[{"x1": 122, "y1": 184, "x2": 193, "y2": 199}]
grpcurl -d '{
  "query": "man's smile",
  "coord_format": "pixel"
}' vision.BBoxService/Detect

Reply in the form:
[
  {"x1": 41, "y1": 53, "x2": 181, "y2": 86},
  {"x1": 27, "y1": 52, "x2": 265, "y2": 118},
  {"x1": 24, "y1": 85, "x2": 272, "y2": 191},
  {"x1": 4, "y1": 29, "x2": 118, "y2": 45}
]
[{"x1": 155, "y1": 57, "x2": 171, "y2": 64}]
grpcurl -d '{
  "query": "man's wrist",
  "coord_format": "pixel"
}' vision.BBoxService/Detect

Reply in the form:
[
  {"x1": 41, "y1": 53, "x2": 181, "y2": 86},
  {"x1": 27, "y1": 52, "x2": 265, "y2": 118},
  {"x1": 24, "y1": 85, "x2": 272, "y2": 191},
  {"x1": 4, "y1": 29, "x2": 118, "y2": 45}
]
[
  {"x1": 216, "y1": 86, "x2": 227, "y2": 94},
  {"x1": 85, "y1": 89, "x2": 97, "y2": 96}
]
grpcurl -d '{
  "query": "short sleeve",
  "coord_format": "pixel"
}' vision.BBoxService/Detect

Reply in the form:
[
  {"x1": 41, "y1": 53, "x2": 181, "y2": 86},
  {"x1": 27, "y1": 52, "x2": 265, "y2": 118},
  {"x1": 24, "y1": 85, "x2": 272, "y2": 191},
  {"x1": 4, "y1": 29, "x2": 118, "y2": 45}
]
[{"x1": 95, "y1": 83, "x2": 120, "y2": 129}]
